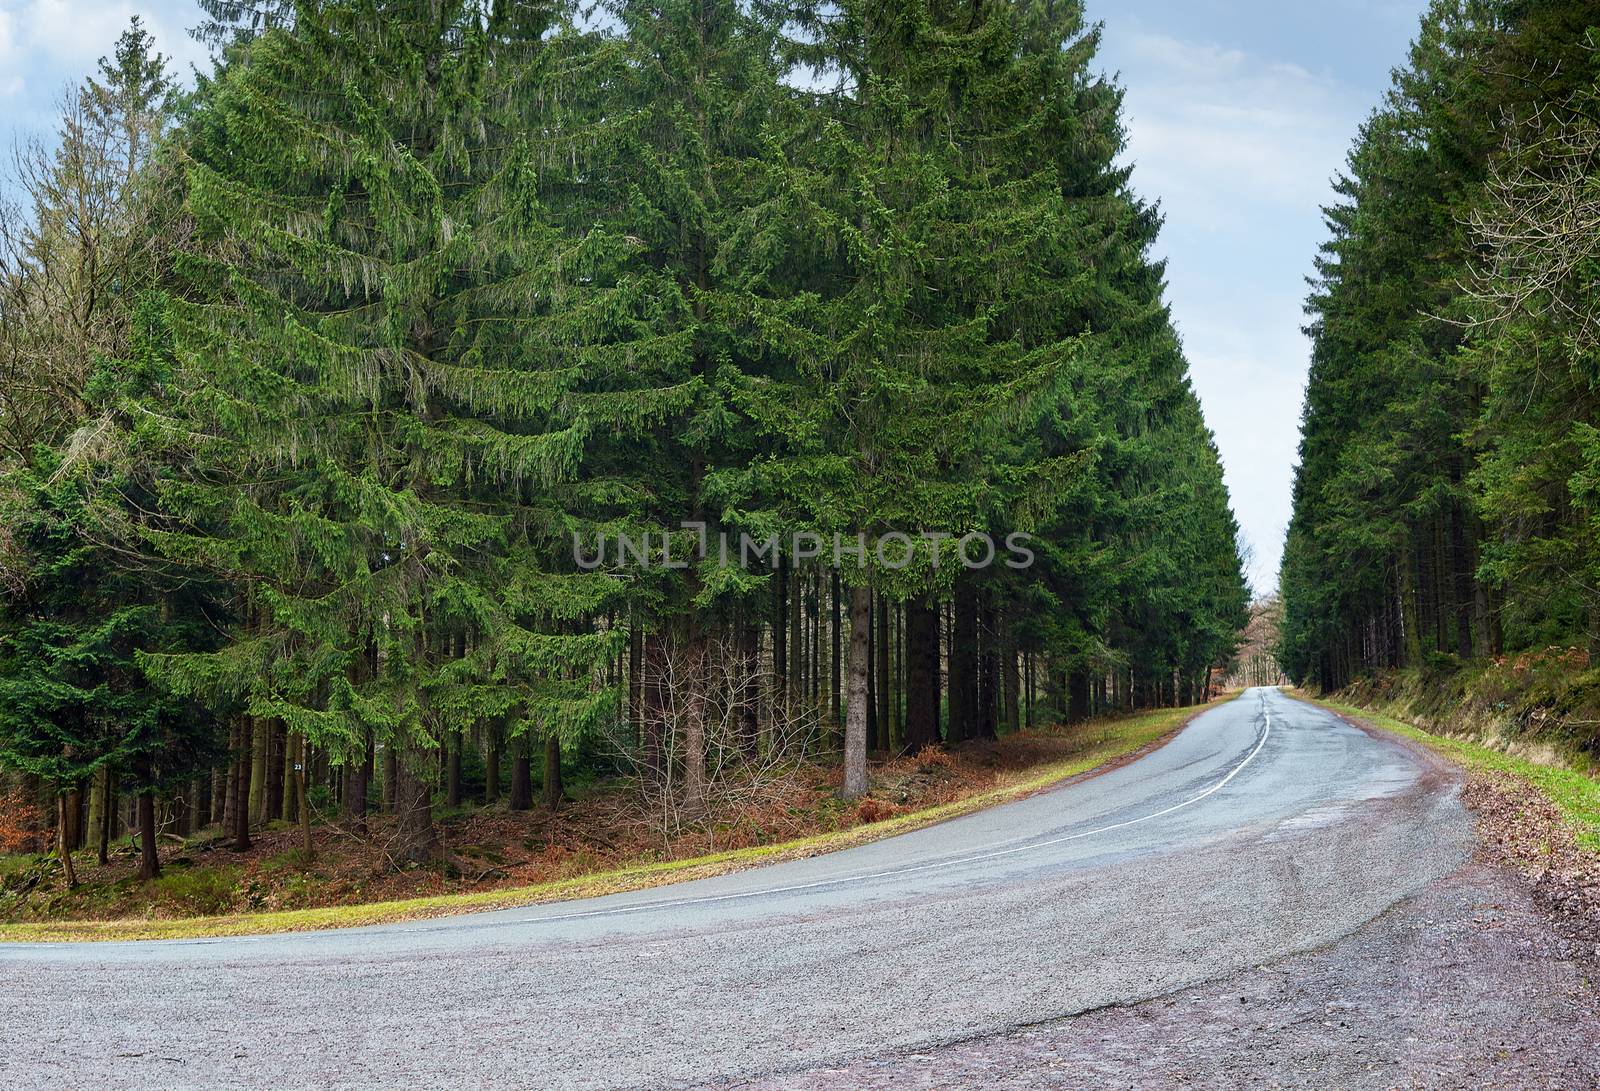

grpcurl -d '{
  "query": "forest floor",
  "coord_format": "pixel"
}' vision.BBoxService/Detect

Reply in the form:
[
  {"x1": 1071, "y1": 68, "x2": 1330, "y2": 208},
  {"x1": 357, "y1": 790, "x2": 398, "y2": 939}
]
[{"x1": 0, "y1": 701, "x2": 1204, "y2": 941}]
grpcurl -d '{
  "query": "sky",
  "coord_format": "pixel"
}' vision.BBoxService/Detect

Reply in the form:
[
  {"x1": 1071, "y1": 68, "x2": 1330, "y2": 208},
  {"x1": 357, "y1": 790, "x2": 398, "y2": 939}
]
[
  {"x1": 0, "y1": 0, "x2": 1428, "y2": 594},
  {"x1": 1088, "y1": 0, "x2": 1426, "y2": 593}
]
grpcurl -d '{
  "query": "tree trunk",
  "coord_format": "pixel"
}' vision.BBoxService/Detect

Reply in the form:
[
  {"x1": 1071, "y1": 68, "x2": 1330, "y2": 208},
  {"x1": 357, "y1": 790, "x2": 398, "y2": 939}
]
[
  {"x1": 484, "y1": 725, "x2": 501, "y2": 804},
  {"x1": 381, "y1": 742, "x2": 398, "y2": 812},
  {"x1": 445, "y1": 737, "x2": 461, "y2": 808},
  {"x1": 248, "y1": 717, "x2": 268, "y2": 825},
  {"x1": 509, "y1": 751, "x2": 532, "y2": 811},
  {"x1": 543, "y1": 734, "x2": 563, "y2": 811},
  {"x1": 296, "y1": 734, "x2": 313, "y2": 861},
  {"x1": 831, "y1": 570, "x2": 842, "y2": 730},
  {"x1": 904, "y1": 597, "x2": 940, "y2": 750},
  {"x1": 282, "y1": 736, "x2": 299, "y2": 826},
  {"x1": 343, "y1": 732, "x2": 369, "y2": 833},
  {"x1": 136, "y1": 792, "x2": 160, "y2": 881},
  {"x1": 789, "y1": 564, "x2": 803, "y2": 699},
  {"x1": 737, "y1": 616, "x2": 760, "y2": 753},
  {"x1": 264, "y1": 720, "x2": 286, "y2": 823},
  {"x1": 642, "y1": 632, "x2": 667, "y2": 780},
  {"x1": 391, "y1": 755, "x2": 439, "y2": 865},
  {"x1": 865, "y1": 595, "x2": 878, "y2": 752},
  {"x1": 1003, "y1": 626, "x2": 1020, "y2": 734},
  {"x1": 1024, "y1": 652, "x2": 1034, "y2": 728},
  {"x1": 233, "y1": 716, "x2": 253, "y2": 851},
  {"x1": 843, "y1": 584, "x2": 871, "y2": 799},
  {"x1": 1486, "y1": 581, "x2": 1504, "y2": 657},
  {"x1": 948, "y1": 584, "x2": 978, "y2": 742},
  {"x1": 681, "y1": 631, "x2": 708, "y2": 818},
  {"x1": 1068, "y1": 669, "x2": 1091, "y2": 724},
  {"x1": 56, "y1": 793, "x2": 78, "y2": 889},
  {"x1": 1450, "y1": 503, "x2": 1476, "y2": 660},
  {"x1": 210, "y1": 765, "x2": 225, "y2": 826},
  {"x1": 811, "y1": 569, "x2": 823, "y2": 704},
  {"x1": 98, "y1": 768, "x2": 114, "y2": 865},
  {"x1": 61, "y1": 783, "x2": 82, "y2": 852},
  {"x1": 977, "y1": 596, "x2": 998, "y2": 739},
  {"x1": 1399, "y1": 539, "x2": 1422, "y2": 668},
  {"x1": 891, "y1": 600, "x2": 902, "y2": 743},
  {"x1": 628, "y1": 624, "x2": 643, "y2": 751},
  {"x1": 84, "y1": 770, "x2": 105, "y2": 860},
  {"x1": 774, "y1": 558, "x2": 788, "y2": 708},
  {"x1": 876, "y1": 592, "x2": 891, "y2": 751}
]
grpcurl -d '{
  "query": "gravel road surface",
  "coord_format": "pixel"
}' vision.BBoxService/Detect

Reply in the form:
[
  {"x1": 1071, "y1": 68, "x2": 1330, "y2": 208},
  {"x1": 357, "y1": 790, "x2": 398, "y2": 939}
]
[{"x1": 4, "y1": 687, "x2": 1561, "y2": 1089}]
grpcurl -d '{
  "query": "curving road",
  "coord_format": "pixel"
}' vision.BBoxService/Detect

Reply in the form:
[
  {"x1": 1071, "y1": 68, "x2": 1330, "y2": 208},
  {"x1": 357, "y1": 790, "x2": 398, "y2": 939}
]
[{"x1": 0, "y1": 687, "x2": 1477, "y2": 1089}]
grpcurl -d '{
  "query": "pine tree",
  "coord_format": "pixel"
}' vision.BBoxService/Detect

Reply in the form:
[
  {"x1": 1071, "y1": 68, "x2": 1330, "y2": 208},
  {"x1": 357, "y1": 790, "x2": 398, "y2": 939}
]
[
  {"x1": 1281, "y1": 0, "x2": 1600, "y2": 687},
  {"x1": 753, "y1": 0, "x2": 1246, "y2": 780},
  {"x1": 0, "y1": 20, "x2": 204, "y2": 884},
  {"x1": 547, "y1": 0, "x2": 808, "y2": 812},
  {"x1": 0, "y1": 0, "x2": 1257, "y2": 870},
  {"x1": 0, "y1": 434, "x2": 217, "y2": 886},
  {"x1": 144, "y1": 0, "x2": 621, "y2": 861}
]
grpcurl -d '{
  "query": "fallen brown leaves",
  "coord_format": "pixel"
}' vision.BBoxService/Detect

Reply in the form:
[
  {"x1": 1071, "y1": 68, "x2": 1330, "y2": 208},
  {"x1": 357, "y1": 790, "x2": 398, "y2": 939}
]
[
  {"x1": 1463, "y1": 772, "x2": 1600, "y2": 955},
  {"x1": 0, "y1": 786, "x2": 42, "y2": 854},
  {"x1": 4, "y1": 723, "x2": 1124, "y2": 924}
]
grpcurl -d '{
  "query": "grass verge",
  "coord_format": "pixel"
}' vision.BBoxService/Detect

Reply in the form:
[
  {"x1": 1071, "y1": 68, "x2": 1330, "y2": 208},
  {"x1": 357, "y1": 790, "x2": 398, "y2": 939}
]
[
  {"x1": 0, "y1": 702, "x2": 1203, "y2": 943},
  {"x1": 1302, "y1": 692, "x2": 1600, "y2": 854}
]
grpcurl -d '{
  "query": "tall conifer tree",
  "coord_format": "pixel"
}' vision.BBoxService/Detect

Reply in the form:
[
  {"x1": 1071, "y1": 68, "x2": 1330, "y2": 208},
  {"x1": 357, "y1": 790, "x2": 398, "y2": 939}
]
[{"x1": 145, "y1": 0, "x2": 621, "y2": 858}]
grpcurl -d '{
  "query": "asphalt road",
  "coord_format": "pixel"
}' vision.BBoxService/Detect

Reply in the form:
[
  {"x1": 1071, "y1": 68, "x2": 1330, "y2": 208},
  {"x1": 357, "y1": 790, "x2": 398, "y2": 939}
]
[{"x1": 1, "y1": 687, "x2": 1478, "y2": 1089}]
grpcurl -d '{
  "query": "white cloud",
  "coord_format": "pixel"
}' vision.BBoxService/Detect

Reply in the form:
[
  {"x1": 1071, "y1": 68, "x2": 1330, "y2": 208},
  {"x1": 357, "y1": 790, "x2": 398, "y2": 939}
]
[
  {"x1": 11, "y1": 0, "x2": 206, "y2": 71},
  {"x1": 1093, "y1": 26, "x2": 1380, "y2": 593},
  {"x1": 0, "y1": 8, "x2": 22, "y2": 96},
  {"x1": 0, "y1": 0, "x2": 209, "y2": 117},
  {"x1": 1114, "y1": 30, "x2": 1366, "y2": 228},
  {"x1": 0, "y1": 0, "x2": 211, "y2": 142}
]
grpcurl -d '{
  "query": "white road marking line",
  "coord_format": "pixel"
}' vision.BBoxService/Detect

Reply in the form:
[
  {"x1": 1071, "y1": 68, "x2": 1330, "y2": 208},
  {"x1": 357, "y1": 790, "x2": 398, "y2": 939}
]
[
  {"x1": 504, "y1": 697, "x2": 1275, "y2": 928},
  {"x1": 16, "y1": 697, "x2": 1276, "y2": 950}
]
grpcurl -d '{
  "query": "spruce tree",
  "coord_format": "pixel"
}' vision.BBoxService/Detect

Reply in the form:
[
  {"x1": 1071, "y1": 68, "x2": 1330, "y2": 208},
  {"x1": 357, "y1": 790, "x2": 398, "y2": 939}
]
[
  {"x1": 145, "y1": 0, "x2": 621, "y2": 860},
  {"x1": 548, "y1": 0, "x2": 801, "y2": 811},
  {"x1": 754, "y1": 0, "x2": 1246, "y2": 779},
  {"x1": 0, "y1": 20, "x2": 206, "y2": 884},
  {"x1": 1281, "y1": 0, "x2": 1600, "y2": 686}
]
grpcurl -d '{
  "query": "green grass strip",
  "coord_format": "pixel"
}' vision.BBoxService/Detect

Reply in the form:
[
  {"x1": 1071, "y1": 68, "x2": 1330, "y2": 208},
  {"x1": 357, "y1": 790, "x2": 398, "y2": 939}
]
[{"x1": 1307, "y1": 694, "x2": 1600, "y2": 854}]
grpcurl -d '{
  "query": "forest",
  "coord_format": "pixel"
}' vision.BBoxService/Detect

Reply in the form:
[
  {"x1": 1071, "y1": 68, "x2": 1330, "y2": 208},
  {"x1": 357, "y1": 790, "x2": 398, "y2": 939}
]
[
  {"x1": 0, "y1": 0, "x2": 1248, "y2": 893},
  {"x1": 1282, "y1": 0, "x2": 1600, "y2": 695}
]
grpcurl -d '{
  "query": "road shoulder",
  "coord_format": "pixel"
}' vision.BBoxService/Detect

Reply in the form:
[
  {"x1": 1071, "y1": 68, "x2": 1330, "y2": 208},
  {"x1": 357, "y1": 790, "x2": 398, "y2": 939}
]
[
  {"x1": 0, "y1": 702, "x2": 1217, "y2": 943},
  {"x1": 719, "y1": 689, "x2": 1600, "y2": 1090},
  {"x1": 721, "y1": 860, "x2": 1600, "y2": 1090},
  {"x1": 1308, "y1": 691, "x2": 1600, "y2": 962}
]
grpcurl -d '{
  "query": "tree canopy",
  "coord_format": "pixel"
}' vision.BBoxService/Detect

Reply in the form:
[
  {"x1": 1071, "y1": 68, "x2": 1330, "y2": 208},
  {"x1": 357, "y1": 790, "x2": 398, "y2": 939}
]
[
  {"x1": 1281, "y1": 0, "x2": 1600, "y2": 689},
  {"x1": 0, "y1": 0, "x2": 1247, "y2": 882}
]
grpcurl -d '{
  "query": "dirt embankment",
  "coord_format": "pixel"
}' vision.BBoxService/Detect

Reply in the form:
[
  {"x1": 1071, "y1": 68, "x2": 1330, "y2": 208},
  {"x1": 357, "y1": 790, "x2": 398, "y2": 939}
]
[
  {"x1": 1326, "y1": 663, "x2": 1600, "y2": 955},
  {"x1": 1339, "y1": 648, "x2": 1600, "y2": 772}
]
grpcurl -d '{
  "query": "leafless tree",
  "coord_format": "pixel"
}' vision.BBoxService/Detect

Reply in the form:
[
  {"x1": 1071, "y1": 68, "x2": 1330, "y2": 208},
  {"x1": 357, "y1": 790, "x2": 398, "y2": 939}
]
[
  {"x1": 608, "y1": 632, "x2": 825, "y2": 848},
  {"x1": 0, "y1": 18, "x2": 174, "y2": 467},
  {"x1": 1466, "y1": 102, "x2": 1600, "y2": 354}
]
